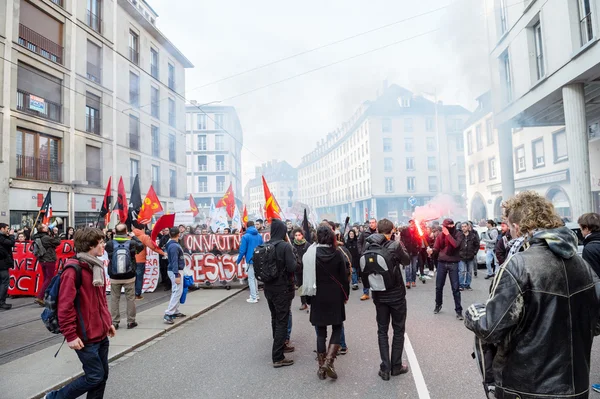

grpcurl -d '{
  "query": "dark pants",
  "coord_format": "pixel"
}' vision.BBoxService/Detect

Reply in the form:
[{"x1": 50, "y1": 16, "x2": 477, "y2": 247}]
[
  {"x1": 316, "y1": 324, "x2": 342, "y2": 353},
  {"x1": 0, "y1": 270, "x2": 10, "y2": 305},
  {"x1": 295, "y1": 272, "x2": 307, "y2": 305},
  {"x1": 135, "y1": 262, "x2": 145, "y2": 296},
  {"x1": 265, "y1": 289, "x2": 293, "y2": 362},
  {"x1": 435, "y1": 261, "x2": 462, "y2": 313},
  {"x1": 47, "y1": 337, "x2": 109, "y2": 399},
  {"x1": 375, "y1": 299, "x2": 407, "y2": 373},
  {"x1": 159, "y1": 258, "x2": 171, "y2": 289},
  {"x1": 38, "y1": 261, "x2": 57, "y2": 299}
]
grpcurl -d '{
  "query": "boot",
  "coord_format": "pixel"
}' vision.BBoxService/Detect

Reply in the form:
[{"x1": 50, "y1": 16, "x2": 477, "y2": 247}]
[
  {"x1": 324, "y1": 344, "x2": 340, "y2": 379},
  {"x1": 317, "y1": 352, "x2": 327, "y2": 380}
]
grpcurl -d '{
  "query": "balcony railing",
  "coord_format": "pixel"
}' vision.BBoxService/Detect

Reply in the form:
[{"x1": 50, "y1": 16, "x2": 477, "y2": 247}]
[
  {"x1": 216, "y1": 163, "x2": 225, "y2": 171},
  {"x1": 86, "y1": 167, "x2": 102, "y2": 187},
  {"x1": 86, "y1": 10, "x2": 102, "y2": 33},
  {"x1": 17, "y1": 89, "x2": 62, "y2": 122},
  {"x1": 87, "y1": 62, "x2": 102, "y2": 84},
  {"x1": 198, "y1": 164, "x2": 207, "y2": 171},
  {"x1": 129, "y1": 47, "x2": 139, "y2": 64},
  {"x1": 86, "y1": 114, "x2": 101, "y2": 135},
  {"x1": 16, "y1": 154, "x2": 63, "y2": 182},
  {"x1": 198, "y1": 184, "x2": 208, "y2": 193},
  {"x1": 130, "y1": 132, "x2": 140, "y2": 150},
  {"x1": 151, "y1": 64, "x2": 159, "y2": 79},
  {"x1": 19, "y1": 24, "x2": 63, "y2": 64}
]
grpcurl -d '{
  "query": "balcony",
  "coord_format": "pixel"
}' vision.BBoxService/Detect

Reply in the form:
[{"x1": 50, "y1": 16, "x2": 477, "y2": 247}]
[
  {"x1": 18, "y1": 24, "x2": 63, "y2": 64},
  {"x1": 86, "y1": 10, "x2": 102, "y2": 34},
  {"x1": 17, "y1": 89, "x2": 62, "y2": 122},
  {"x1": 216, "y1": 163, "x2": 225, "y2": 171},
  {"x1": 129, "y1": 47, "x2": 139, "y2": 65},
  {"x1": 198, "y1": 184, "x2": 208, "y2": 193},
  {"x1": 87, "y1": 62, "x2": 102, "y2": 84},
  {"x1": 16, "y1": 154, "x2": 62, "y2": 182},
  {"x1": 86, "y1": 114, "x2": 101, "y2": 135},
  {"x1": 198, "y1": 164, "x2": 207, "y2": 171},
  {"x1": 86, "y1": 167, "x2": 102, "y2": 187},
  {"x1": 151, "y1": 64, "x2": 159, "y2": 79},
  {"x1": 129, "y1": 132, "x2": 140, "y2": 151}
]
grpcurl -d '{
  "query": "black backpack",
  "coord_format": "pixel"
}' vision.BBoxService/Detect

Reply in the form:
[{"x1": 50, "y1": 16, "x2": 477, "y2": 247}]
[
  {"x1": 110, "y1": 240, "x2": 134, "y2": 275},
  {"x1": 253, "y1": 240, "x2": 283, "y2": 283},
  {"x1": 359, "y1": 243, "x2": 399, "y2": 291}
]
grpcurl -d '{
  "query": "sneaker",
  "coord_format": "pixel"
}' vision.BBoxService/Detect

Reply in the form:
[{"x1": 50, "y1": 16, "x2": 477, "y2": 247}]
[
  {"x1": 163, "y1": 315, "x2": 174, "y2": 325},
  {"x1": 428, "y1": 271, "x2": 435, "y2": 277},
  {"x1": 474, "y1": 270, "x2": 478, "y2": 277},
  {"x1": 135, "y1": 295, "x2": 144, "y2": 300},
  {"x1": 423, "y1": 275, "x2": 432, "y2": 280},
  {"x1": 411, "y1": 282, "x2": 416, "y2": 288},
  {"x1": 459, "y1": 287, "x2": 464, "y2": 291},
  {"x1": 246, "y1": 298, "x2": 258, "y2": 304},
  {"x1": 456, "y1": 312, "x2": 464, "y2": 321},
  {"x1": 338, "y1": 347, "x2": 348, "y2": 355},
  {"x1": 256, "y1": 295, "x2": 260, "y2": 300},
  {"x1": 127, "y1": 322, "x2": 138, "y2": 329},
  {"x1": 466, "y1": 287, "x2": 473, "y2": 291},
  {"x1": 0, "y1": 303, "x2": 12, "y2": 310},
  {"x1": 485, "y1": 274, "x2": 495, "y2": 280},
  {"x1": 592, "y1": 384, "x2": 600, "y2": 393},
  {"x1": 352, "y1": 284, "x2": 359, "y2": 290},
  {"x1": 391, "y1": 364, "x2": 409, "y2": 376},
  {"x1": 173, "y1": 313, "x2": 186, "y2": 318},
  {"x1": 360, "y1": 294, "x2": 370, "y2": 301},
  {"x1": 420, "y1": 276, "x2": 426, "y2": 284},
  {"x1": 113, "y1": 323, "x2": 119, "y2": 330},
  {"x1": 434, "y1": 306, "x2": 441, "y2": 314},
  {"x1": 405, "y1": 284, "x2": 411, "y2": 289},
  {"x1": 273, "y1": 358, "x2": 294, "y2": 368},
  {"x1": 378, "y1": 370, "x2": 391, "y2": 381},
  {"x1": 299, "y1": 304, "x2": 308, "y2": 311}
]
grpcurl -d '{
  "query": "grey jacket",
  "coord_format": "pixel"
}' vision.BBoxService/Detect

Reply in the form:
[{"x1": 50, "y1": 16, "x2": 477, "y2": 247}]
[{"x1": 481, "y1": 228, "x2": 498, "y2": 251}]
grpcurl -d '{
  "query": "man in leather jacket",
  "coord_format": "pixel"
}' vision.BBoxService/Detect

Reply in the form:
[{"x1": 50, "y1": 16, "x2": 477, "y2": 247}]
[{"x1": 465, "y1": 191, "x2": 600, "y2": 399}]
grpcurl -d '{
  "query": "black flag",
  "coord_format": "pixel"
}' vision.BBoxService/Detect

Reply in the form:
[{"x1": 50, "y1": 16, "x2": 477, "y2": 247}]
[
  {"x1": 127, "y1": 174, "x2": 143, "y2": 229},
  {"x1": 302, "y1": 208, "x2": 312, "y2": 244}
]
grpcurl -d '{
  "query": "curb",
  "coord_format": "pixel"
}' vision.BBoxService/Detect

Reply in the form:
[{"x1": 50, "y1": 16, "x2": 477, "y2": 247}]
[{"x1": 30, "y1": 287, "x2": 245, "y2": 399}]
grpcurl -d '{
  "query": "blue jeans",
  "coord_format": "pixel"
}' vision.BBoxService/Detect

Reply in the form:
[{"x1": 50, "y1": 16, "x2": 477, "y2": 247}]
[
  {"x1": 459, "y1": 259, "x2": 475, "y2": 288},
  {"x1": 435, "y1": 261, "x2": 462, "y2": 313},
  {"x1": 315, "y1": 325, "x2": 347, "y2": 349},
  {"x1": 46, "y1": 337, "x2": 109, "y2": 399},
  {"x1": 405, "y1": 255, "x2": 418, "y2": 283},
  {"x1": 135, "y1": 262, "x2": 145, "y2": 296},
  {"x1": 351, "y1": 267, "x2": 358, "y2": 286},
  {"x1": 247, "y1": 264, "x2": 258, "y2": 300},
  {"x1": 287, "y1": 311, "x2": 292, "y2": 341},
  {"x1": 485, "y1": 250, "x2": 495, "y2": 276}
]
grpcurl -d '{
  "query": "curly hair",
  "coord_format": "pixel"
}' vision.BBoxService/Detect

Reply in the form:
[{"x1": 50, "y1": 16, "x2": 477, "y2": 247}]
[{"x1": 502, "y1": 191, "x2": 563, "y2": 235}]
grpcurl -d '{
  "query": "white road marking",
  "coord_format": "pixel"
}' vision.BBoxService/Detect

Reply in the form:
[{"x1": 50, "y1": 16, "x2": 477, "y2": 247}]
[{"x1": 405, "y1": 333, "x2": 431, "y2": 399}]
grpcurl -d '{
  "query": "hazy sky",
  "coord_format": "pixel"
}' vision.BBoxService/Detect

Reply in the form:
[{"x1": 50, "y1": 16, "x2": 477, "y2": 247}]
[{"x1": 149, "y1": 0, "x2": 490, "y2": 188}]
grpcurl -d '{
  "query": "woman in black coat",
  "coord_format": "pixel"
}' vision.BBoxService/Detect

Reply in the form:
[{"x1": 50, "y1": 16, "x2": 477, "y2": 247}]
[
  {"x1": 306, "y1": 226, "x2": 349, "y2": 380},
  {"x1": 346, "y1": 230, "x2": 360, "y2": 290}
]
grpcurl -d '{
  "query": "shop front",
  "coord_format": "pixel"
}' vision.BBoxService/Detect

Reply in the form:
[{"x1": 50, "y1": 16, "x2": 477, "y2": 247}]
[
  {"x1": 9, "y1": 188, "x2": 68, "y2": 231},
  {"x1": 74, "y1": 193, "x2": 104, "y2": 228}
]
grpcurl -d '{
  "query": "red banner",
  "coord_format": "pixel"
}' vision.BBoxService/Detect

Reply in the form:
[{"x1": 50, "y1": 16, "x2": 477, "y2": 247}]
[{"x1": 8, "y1": 241, "x2": 76, "y2": 296}]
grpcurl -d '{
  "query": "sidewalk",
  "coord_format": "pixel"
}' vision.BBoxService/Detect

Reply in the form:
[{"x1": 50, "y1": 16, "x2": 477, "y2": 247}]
[{"x1": 0, "y1": 287, "x2": 243, "y2": 399}]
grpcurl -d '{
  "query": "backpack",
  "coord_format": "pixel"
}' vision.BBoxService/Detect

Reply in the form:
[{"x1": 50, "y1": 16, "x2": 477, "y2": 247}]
[
  {"x1": 252, "y1": 241, "x2": 283, "y2": 283},
  {"x1": 359, "y1": 243, "x2": 399, "y2": 291},
  {"x1": 110, "y1": 240, "x2": 134, "y2": 275},
  {"x1": 33, "y1": 238, "x2": 46, "y2": 258},
  {"x1": 41, "y1": 259, "x2": 82, "y2": 334}
]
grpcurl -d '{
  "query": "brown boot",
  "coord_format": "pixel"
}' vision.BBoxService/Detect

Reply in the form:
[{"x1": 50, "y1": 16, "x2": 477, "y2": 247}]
[
  {"x1": 324, "y1": 344, "x2": 340, "y2": 379},
  {"x1": 317, "y1": 352, "x2": 327, "y2": 380}
]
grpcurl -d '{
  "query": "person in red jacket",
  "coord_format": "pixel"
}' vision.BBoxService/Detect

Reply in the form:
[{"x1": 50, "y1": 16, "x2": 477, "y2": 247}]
[{"x1": 45, "y1": 227, "x2": 115, "y2": 399}]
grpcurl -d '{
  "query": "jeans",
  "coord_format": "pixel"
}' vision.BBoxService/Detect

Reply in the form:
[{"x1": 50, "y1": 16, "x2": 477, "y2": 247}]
[
  {"x1": 46, "y1": 337, "x2": 109, "y2": 399},
  {"x1": 375, "y1": 299, "x2": 407, "y2": 373},
  {"x1": 315, "y1": 325, "x2": 347, "y2": 349},
  {"x1": 287, "y1": 311, "x2": 292, "y2": 341},
  {"x1": 459, "y1": 258, "x2": 475, "y2": 288},
  {"x1": 0, "y1": 270, "x2": 9, "y2": 305},
  {"x1": 165, "y1": 271, "x2": 183, "y2": 316},
  {"x1": 435, "y1": 261, "x2": 462, "y2": 313},
  {"x1": 351, "y1": 267, "x2": 358, "y2": 286},
  {"x1": 405, "y1": 255, "x2": 418, "y2": 284},
  {"x1": 110, "y1": 282, "x2": 136, "y2": 324},
  {"x1": 486, "y1": 250, "x2": 495, "y2": 276},
  {"x1": 265, "y1": 289, "x2": 293, "y2": 362},
  {"x1": 135, "y1": 262, "x2": 145, "y2": 296},
  {"x1": 38, "y1": 261, "x2": 57, "y2": 299},
  {"x1": 247, "y1": 265, "x2": 258, "y2": 300},
  {"x1": 316, "y1": 324, "x2": 342, "y2": 353}
]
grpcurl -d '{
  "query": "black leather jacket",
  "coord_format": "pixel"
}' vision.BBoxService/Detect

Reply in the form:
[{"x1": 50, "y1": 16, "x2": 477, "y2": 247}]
[{"x1": 465, "y1": 227, "x2": 600, "y2": 399}]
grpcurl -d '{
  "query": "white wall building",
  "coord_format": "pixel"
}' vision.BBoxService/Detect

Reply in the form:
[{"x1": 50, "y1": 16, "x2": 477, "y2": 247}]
[
  {"x1": 0, "y1": 0, "x2": 193, "y2": 228},
  {"x1": 244, "y1": 160, "x2": 297, "y2": 218},
  {"x1": 298, "y1": 84, "x2": 470, "y2": 223}
]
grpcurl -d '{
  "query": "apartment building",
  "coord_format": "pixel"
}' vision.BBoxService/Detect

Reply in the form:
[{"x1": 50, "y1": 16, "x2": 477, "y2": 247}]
[
  {"x1": 0, "y1": 0, "x2": 193, "y2": 228},
  {"x1": 298, "y1": 84, "x2": 470, "y2": 223},
  {"x1": 185, "y1": 104, "x2": 243, "y2": 213},
  {"x1": 244, "y1": 160, "x2": 298, "y2": 218}
]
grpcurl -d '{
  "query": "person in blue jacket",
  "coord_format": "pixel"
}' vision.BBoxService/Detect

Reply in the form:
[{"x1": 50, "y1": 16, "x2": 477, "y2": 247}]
[{"x1": 237, "y1": 221, "x2": 264, "y2": 303}]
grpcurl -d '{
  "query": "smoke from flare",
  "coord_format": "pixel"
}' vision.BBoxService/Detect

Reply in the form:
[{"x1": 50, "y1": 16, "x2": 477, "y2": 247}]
[{"x1": 412, "y1": 194, "x2": 466, "y2": 222}]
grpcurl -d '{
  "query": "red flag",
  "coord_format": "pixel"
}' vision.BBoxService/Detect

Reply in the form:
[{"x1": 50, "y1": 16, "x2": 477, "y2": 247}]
[
  {"x1": 138, "y1": 185, "x2": 163, "y2": 225},
  {"x1": 113, "y1": 177, "x2": 128, "y2": 224},
  {"x1": 151, "y1": 214, "x2": 176, "y2": 242},
  {"x1": 189, "y1": 195, "x2": 199, "y2": 217},
  {"x1": 262, "y1": 176, "x2": 281, "y2": 222},
  {"x1": 100, "y1": 177, "x2": 112, "y2": 227},
  {"x1": 242, "y1": 205, "x2": 248, "y2": 228},
  {"x1": 39, "y1": 188, "x2": 53, "y2": 225},
  {"x1": 216, "y1": 183, "x2": 235, "y2": 218}
]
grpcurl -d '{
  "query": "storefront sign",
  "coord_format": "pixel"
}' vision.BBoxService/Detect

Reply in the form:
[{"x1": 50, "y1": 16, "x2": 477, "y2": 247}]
[{"x1": 29, "y1": 95, "x2": 46, "y2": 113}]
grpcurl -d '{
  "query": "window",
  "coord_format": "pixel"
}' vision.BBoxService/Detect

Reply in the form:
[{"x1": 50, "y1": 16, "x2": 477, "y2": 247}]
[
  {"x1": 400, "y1": 98, "x2": 410, "y2": 108},
  {"x1": 169, "y1": 169, "x2": 177, "y2": 197},
  {"x1": 18, "y1": 1, "x2": 64, "y2": 64},
  {"x1": 405, "y1": 138, "x2": 414, "y2": 152},
  {"x1": 197, "y1": 114, "x2": 207, "y2": 130},
  {"x1": 86, "y1": 40, "x2": 101, "y2": 83},
  {"x1": 532, "y1": 138, "x2": 545, "y2": 167},
  {"x1": 406, "y1": 157, "x2": 415, "y2": 171},
  {"x1": 486, "y1": 118, "x2": 494, "y2": 145},
  {"x1": 499, "y1": 0, "x2": 508, "y2": 34},
  {"x1": 86, "y1": 145, "x2": 101, "y2": 186},
  {"x1": 215, "y1": 114, "x2": 224, "y2": 129},
  {"x1": 406, "y1": 177, "x2": 416, "y2": 192},
  {"x1": 15, "y1": 129, "x2": 62, "y2": 182},
  {"x1": 427, "y1": 156, "x2": 437, "y2": 171},
  {"x1": 150, "y1": 48, "x2": 159, "y2": 79},
  {"x1": 553, "y1": 130, "x2": 568, "y2": 162},
  {"x1": 17, "y1": 63, "x2": 62, "y2": 122},
  {"x1": 533, "y1": 21, "x2": 545, "y2": 79},
  {"x1": 198, "y1": 176, "x2": 208, "y2": 192},
  {"x1": 382, "y1": 118, "x2": 392, "y2": 133},
  {"x1": 383, "y1": 138, "x2": 392, "y2": 152},
  {"x1": 151, "y1": 86, "x2": 159, "y2": 118},
  {"x1": 579, "y1": 0, "x2": 593, "y2": 46},
  {"x1": 216, "y1": 176, "x2": 225, "y2": 192},
  {"x1": 500, "y1": 51, "x2": 513, "y2": 103},
  {"x1": 128, "y1": 30, "x2": 139, "y2": 64},
  {"x1": 216, "y1": 155, "x2": 225, "y2": 171},
  {"x1": 515, "y1": 146, "x2": 526, "y2": 172},
  {"x1": 458, "y1": 175, "x2": 467, "y2": 192},
  {"x1": 428, "y1": 176, "x2": 438, "y2": 192},
  {"x1": 478, "y1": 161, "x2": 485, "y2": 182},
  {"x1": 457, "y1": 156, "x2": 466, "y2": 171},
  {"x1": 85, "y1": 92, "x2": 101, "y2": 135},
  {"x1": 426, "y1": 117, "x2": 435, "y2": 132},
  {"x1": 129, "y1": 114, "x2": 139, "y2": 150},
  {"x1": 469, "y1": 165, "x2": 475, "y2": 185},
  {"x1": 129, "y1": 72, "x2": 139, "y2": 107},
  {"x1": 130, "y1": 159, "x2": 139, "y2": 187},
  {"x1": 404, "y1": 118, "x2": 413, "y2": 132},
  {"x1": 384, "y1": 157, "x2": 393, "y2": 172},
  {"x1": 197, "y1": 156, "x2": 207, "y2": 171},
  {"x1": 476, "y1": 125, "x2": 483, "y2": 150},
  {"x1": 467, "y1": 131, "x2": 473, "y2": 154},
  {"x1": 215, "y1": 135, "x2": 225, "y2": 151},
  {"x1": 385, "y1": 177, "x2": 394, "y2": 193},
  {"x1": 426, "y1": 137, "x2": 436, "y2": 152},
  {"x1": 168, "y1": 63, "x2": 175, "y2": 90},
  {"x1": 456, "y1": 136, "x2": 464, "y2": 151},
  {"x1": 151, "y1": 125, "x2": 160, "y2": 157},
  {"x1": 489, "y1": 158, "x2": 497, "y2": 179},
  {"x1": 198, "y1": 135, "x2": 207, "y2": 151},
  {"x1": 169, "y1": 134, "x2": 176, "y2": 162},
  {"x1": 152, "y1": 165, "x2": 160, "y2": 194},
  {"x1": 168, "y1": 98, "x2": 176, "y2": 127}
]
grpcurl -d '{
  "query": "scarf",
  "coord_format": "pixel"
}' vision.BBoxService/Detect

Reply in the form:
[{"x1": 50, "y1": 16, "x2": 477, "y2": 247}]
[
  {"x1": 506, "y1": 230, "x2": 537, "y2": 260},
  {"x1": 293, "y1": 238, "x2": 307, "y2": 246},
  {"x1": 301, "y1": 243, "x2": 329, "y2": 296},
  {"x1": 77, "y1": 252, "x2": 105, "y2": 287}
]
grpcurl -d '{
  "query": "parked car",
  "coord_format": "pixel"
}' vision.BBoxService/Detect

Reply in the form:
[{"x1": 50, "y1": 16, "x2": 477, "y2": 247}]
[{"x1": 474, "y1": 226, "x2": 491, "y2": 269}]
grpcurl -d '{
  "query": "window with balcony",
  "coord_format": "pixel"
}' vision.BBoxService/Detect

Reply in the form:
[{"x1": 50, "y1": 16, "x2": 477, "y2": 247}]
[
  {"x1": 150, "y1": 86, "x2": 159, "y2": 118},
  {"x1": 404, "y1": 118, "x2": 413, "y2": 132},
  {"x1": 382, "y1": 118, "x2": 392, "y2": 133},
  {"x1": 15, "y1": 129, "x2": 62, "y2": 182},
  {"x1": 385, "y1": 177, "x2": 394, "y2": 193},
  {"x1": 406, "y1": 157, "x2": 415, "y2": 171},
  {"x1": 129, "y1": 114, "x2": 139, "y2": 151},
  {"x1": 129, "y1": 30, "x2": 139, "y2": 64},
  {"x1": 197, "y1": 155, "x2": 207, "y2": 171},
  {"x1": 427, "y1": 156, "x2": 437, "y2": 171},
  {"x1": 198, "y1": 176, "x2": 208, "y2": 192},
  {"x1": 515, "y1": 146, "x2": 526, "y2": 172},
  {"x1": 216, "y1": 176, "x2": 225, "y2": 192},
  {"x1": 405, "y1": 138, "x2": 414, "y2": 152},
  {"x1": 86, "y1": 40, "x2": 102, "y2": 83},
  {"x1": 500, "y1": 50, "x2": 513, "y2": 104},
  {"x1": 86, "y1": 145, "x2": 101, "y2": 186},
  {"x1": 197, "y1": 114, "x2": 207, "y2": 130},
  {"x1": 467, "y1": 131, "x2": 473, "y2": 154},
  {"x1": 151, "y1": 125, "x2": 160, "y2": 157},
  {"x1": 428, "y1": 176, "x2": 438, "y2": 192},
  {"x1": 215, "y1": 113, "x2": 224, "y2": 129},
  {"x1": 215, "y1": 134, "x2": 225, "y2": 151},
  {"x1": 533, "y1": 21, "x2": 545, "y2": 80},
  {"x1": 129, "y1": 72, "x2": 139, "y2": 107},
  {"x1": 86, "y1": 0, "x2": 102, "y2": 33},
  {"x1": 152, "y1": 165, "x2": 160, "y2": 194},
  {"x1": 486, "y1": 118, "x2": 494, "y2": 145},
  {"x1": 216, "y1": 155, "x2": 225, "y2": 171},
  {"x1": 384, "y1": 157, "x2": 393, "y2": 172},
  {"x1": 478, "y1": 161, "x2": 485, "y2": 182},
  {"x1": 168, "y1": 63, "x2": 175, "y2": 90},
  {"x1": 489, "y1": 157, "x2": 497, "y2": 179},
  {"x1": 406, "y1": 177, "x2": 416, "y2": 192},
  {"x1": 469, "y1": 165, "x2": 475, "y2": 185},
  {"x1": 168, "y1": 98, "x2": 176, "y2": 127},
  {"x1": 85, "y1": 92, "x2": 101, "y2": 135},
  {"x1": 553, "y1": 130, "x2": 568, "y2": 162},
  {"x1": 169, "y1": 133, "x2": 176, "y2": 162},
  {"x1": 151, "y1": 48, "x2": 159, "y2": 79},
  {"x1": 532, "y1": 138, "x2": 545, "y2": 168},
  {"x1": 130, "y1": 159, "x2": 139, "y2": 187},
  {"x1": 17, "y1": 63, "x2": 62, "y2": 122},
  {"x1": 383, "y1": 138, "x2": 392, "y2": 152},
  {"x1": 169, "y1": 169, "x2": 177, "y2": 197},
  {"x1": 426, "y1": 137, "x2": 436, "y2": 152},
  {"x1": 578, "y1": 0, "x2": 593, "y2": 46},
  {"x1": 19, "y1": 1, "x2": 63, "y2": 64},
  {"x1": 198, "y1": 135, "x2": 207, "y2": 151}
]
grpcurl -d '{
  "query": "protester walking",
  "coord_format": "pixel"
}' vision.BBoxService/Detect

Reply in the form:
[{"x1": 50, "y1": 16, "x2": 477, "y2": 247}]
[
  {"x1": 291, "y1": 228, "x2": 310, "y2": 310},
  {"x1": 32, "y1": 224, "x2": 61, "y2": 307},
  {"x1": 346, "y1": 230, "x2": 360, "y2": 290},
  {"x1": 400, "y1": 221, "x2": 419, "y2": 289},
  {"x1": 458, "y1": 222, "x2": 478, "y2": 291},
  {"x1": 481, "y1": 220, "x2": 499, "y2": 279},
  {"x1": 494, "y1": 221, "x2": 511, "y2": 268},
  {"x1": 163, "y1": 227, "x2": 187, "y2": 325},
  {"x1": 236, "y1": 221, "x2": 264, "y2": 304},
  {"x1": 358, "y1": 218, "x2": 377, "y2": 300},
  {"x1": 0, "y1": 223, "x2": 16, "y2": 311},
  {"x1": 132, "y1": 227, "x2": 166, "y2": 300},
  {"x1": 157, "y1": 227, "x2": 171, "y2": 291}
]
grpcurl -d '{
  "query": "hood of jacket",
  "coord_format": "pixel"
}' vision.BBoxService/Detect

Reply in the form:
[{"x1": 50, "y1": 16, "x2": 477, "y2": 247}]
[
  {"x1": 316, "y1": 245, "x2": 338, "y2": 263},
  {"x1": 269, "y1": 219, "x2": 287, "y2": 241},
  {"x1": 365, "y1": 233, "x2": 387, "y2": 246},
  {"x1": 529, "y1": 226, "x2": 578, "y2": 259},
  {"x1": 246, "y1": 226, "x2": 259, "y2": 236}
]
